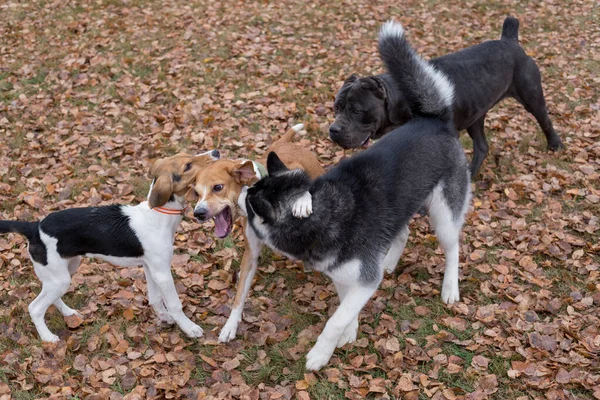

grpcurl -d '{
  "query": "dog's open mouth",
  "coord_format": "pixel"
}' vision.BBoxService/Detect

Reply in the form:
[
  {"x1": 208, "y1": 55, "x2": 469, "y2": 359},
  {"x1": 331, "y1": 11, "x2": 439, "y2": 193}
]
[
  {"x1": 361, "y1": 136, "x2": 371, "y2": 148},
  {"x1": 213, "y1": 206, "x2": 233, "y2": 238}
]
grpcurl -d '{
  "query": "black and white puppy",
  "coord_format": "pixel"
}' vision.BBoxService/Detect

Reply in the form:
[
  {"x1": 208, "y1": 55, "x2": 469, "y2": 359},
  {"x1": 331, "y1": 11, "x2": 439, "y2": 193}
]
[
  {"x1": 0, "y1": 150, "x2": 219, "y2": 342},
  {"x1": 330, "y1": 17, "x2": 564, "y2": 177},
  {"x1": 239, "y1": 21, "x2": 471, "y2": 371}
]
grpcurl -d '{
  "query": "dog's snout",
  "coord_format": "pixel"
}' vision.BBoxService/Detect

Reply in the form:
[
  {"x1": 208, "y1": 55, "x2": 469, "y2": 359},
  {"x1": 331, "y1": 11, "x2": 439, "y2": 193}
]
[
  {"x1": 211, "y1": 149, "x2": 220, "y2": 159},
  {"x1": 194, "y1": 207, "x2": 209, "y2": 221},
  {"x1": 329, "y1": 125, "x2": 342, "y2": 137}
]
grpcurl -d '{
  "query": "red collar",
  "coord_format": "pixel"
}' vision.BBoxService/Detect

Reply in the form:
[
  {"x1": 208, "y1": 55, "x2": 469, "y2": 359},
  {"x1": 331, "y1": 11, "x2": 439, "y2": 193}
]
[{"x1": 152, "y1": 206, "x2": 185, "y2": 215}]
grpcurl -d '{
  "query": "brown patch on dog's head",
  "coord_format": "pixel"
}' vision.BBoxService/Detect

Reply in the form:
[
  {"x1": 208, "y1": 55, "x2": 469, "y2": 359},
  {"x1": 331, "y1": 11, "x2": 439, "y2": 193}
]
[
  {"x1": 148, "y1": 150, "x2": 220, "y2": 208},
  {"x1": 189, "y1": 159, "x2": 262, "y2": 235}
]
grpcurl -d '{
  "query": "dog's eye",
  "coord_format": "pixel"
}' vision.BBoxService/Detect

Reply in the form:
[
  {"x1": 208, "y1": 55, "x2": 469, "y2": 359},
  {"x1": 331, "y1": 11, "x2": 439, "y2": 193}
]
[
  {"x1": 184, "y1": 162, "x2": 192, "y2": 172},
  {"x1": 352, "y1": 110, "x2": 361, "y2": 115},
  {"x1": 333, "y1": 105, "x2": 339, "y2": 113},
  {"x1": 213, "y1": 184, "x2": 224, "y2": 192}
]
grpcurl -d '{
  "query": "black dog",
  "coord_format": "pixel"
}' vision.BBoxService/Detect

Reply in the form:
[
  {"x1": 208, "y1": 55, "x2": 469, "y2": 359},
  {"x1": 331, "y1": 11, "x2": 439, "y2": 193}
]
[{"x1": 329, "y1": 17, "x2": 564, "y2": 177}]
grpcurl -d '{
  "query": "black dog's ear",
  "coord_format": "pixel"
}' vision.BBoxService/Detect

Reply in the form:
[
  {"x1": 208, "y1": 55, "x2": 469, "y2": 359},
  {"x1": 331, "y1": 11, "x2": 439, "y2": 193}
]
[
  {"x1": 345, "y1": 73, "x2": 359, "y2": 83},
  {"x1": 387, "y1": 88, "x2": 413, "y2": 125},
  {"x1": 267, "y1": 152, "x2": 289, "y2": 175},
  {"x1": 248, "y1": 193, "x2": 274, "y2": 222},
  {"x1": 360, "y1": 76, "x2": 387, "y2": 100}
]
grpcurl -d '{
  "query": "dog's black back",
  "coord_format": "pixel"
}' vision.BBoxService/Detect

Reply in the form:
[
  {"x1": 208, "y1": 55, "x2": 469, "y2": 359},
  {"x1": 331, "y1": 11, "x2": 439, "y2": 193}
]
[
  {"x1": 330, "y1": 17, "x2": 563, "y2": 177},
  {"x1": 0, "y1": 205, "x2": 144, "y2": 265}
]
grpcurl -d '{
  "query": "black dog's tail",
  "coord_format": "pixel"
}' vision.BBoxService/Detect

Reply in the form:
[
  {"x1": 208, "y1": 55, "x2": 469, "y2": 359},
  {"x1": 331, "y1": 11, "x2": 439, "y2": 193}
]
[
  {"x1": 501, "y1": 17, "x2": 519, "y2": 42},
  {"x1": 378, "y1": 20, "x2": 454, "y2": 122},
  {"x1": 0, "y1": 220, "x2": 39, "y2": 241}
]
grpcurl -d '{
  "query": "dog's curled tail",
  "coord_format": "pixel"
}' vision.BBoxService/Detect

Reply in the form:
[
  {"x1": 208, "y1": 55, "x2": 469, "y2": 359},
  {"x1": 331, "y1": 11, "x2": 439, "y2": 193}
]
[
  {"x1": 0, "y1": 220, "x2": 39, "y2": 241},
  {"x1": 278, "y1": 123, "x2": 304, "y2": 143},
  {"x1": 378, "y1": 20, "x2": 454, "y2": 122},
  {"x1": 501, "y1": 17, "x2": 519, "y2": 42}
]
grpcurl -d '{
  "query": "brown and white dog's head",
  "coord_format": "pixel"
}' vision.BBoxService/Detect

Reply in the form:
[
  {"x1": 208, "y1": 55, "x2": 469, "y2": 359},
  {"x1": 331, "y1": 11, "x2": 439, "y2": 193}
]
[
  {"x1": 187, "y1": 159, "x2": 263, "y2": 238},
  {"x1": 148, "y1": 150, "x2": 220, "y2": 208}
]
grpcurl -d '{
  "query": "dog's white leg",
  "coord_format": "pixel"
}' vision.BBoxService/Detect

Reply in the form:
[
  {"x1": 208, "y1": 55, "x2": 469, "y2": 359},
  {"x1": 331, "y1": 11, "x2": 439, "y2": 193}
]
[
  {"x1": 142, "y1": 263, "x2": 174, "y2": 325},
  {"x1": 305, "y1": 284, "x2": 377, "y2": 371},
  {"x1": 148, "y1": 263, "x2": 203, "y2": 338},
  {"x1": 53, "y1": 299, "x2": 82, "y2": 318},
  {"x1": 333, "y1": 282, "x2": 358, "y2": 348},
  {"x1": 382, "y1": 226, "x2": 409, "y2": 274},
  {"x1": 29, "y1": 261, "x2": 72, "y2": 342},
  {"x1": 220, "y1": 221, "x2": 262, "y2": 342},
  {"x1": 427, "y1": 185, "x2": 464, "y2": 304},
  {"x1": 51, "y1": 257, "x2": 84, "y2": 318},
  {"x1": 292, "y1": 191, "x2": 312, "y2": 218}
]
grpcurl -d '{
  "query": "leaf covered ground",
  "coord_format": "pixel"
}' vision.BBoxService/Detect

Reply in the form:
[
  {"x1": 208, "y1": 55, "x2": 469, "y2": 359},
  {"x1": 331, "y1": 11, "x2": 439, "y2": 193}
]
[{"x1": 0, "y1": 0, "x2": 599, "y2": 399}]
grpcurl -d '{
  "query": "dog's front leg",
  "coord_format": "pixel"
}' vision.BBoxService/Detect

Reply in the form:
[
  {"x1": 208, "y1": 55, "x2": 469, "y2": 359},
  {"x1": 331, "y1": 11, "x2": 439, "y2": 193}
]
[
  {"x1": 142, "y1": 263, "x2": 174, "y2": 325},
  {"x1": 219, "y1": 219, "x2": 262, "y2": 343},
  {"x1": 305, "y1": 284, "x2": 377, "y2": 371},
  {"x1": 147, "y1": 262, "x2": 203, "y2": 338}
]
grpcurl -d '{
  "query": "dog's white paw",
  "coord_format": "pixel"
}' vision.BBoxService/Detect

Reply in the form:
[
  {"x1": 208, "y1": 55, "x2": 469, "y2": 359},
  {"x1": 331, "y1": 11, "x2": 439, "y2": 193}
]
[
  {"x1": 218, "y1": 319, "x2": 239, "y2": 343},
  {"x1": 41, "y1": 333, "x2": 60, "y2": 343},
  {"x1": 292, "y1": 191, "x2": 312, "y2": 219},
  {"x1": 182, "y1": 323, "x2": 204, "y2": 338},
  {"x1": 336, "y1": 321, "x2": 358, "y2": 348},
  {"x1": 441, "y1": 281, "x2": 460, "y2": 304},
  {"x1": 305, "y1": 342, "x2": 335, "y2": 371}
]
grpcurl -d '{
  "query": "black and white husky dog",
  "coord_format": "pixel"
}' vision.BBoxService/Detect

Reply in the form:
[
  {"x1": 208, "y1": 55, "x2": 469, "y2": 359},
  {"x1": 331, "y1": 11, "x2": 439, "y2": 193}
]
[{"x1": 238, "y1": 20, "x2": 471, "y2": 371}]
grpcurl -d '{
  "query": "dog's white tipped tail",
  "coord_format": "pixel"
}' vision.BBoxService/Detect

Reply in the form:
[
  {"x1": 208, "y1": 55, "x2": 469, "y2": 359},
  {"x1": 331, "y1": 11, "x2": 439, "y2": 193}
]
[
  {"x1": 292, "y1": 123, "x2": 304, "y2": 132},
  {"x1": 379, "y1": 20, "x2": 404, "y2": 40},
  {"x1": 378, "y1": 19, "x2": 454, "y2": 121}
]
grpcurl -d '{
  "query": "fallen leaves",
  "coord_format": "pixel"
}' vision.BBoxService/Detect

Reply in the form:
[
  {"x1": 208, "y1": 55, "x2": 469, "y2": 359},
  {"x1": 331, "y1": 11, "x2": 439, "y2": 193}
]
[{"x1": 0, "y1": 0, "x2": 599, "y2": 398}]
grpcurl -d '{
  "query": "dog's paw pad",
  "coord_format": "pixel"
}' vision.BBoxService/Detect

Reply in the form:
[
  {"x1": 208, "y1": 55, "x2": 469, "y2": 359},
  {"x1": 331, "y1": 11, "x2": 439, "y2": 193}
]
[
  {"x1": 158, "y1": 313, "x2": 175, "y2": 325},
  {"x1": 292, "y1": 191, "x2": 312, "y2": 219}
]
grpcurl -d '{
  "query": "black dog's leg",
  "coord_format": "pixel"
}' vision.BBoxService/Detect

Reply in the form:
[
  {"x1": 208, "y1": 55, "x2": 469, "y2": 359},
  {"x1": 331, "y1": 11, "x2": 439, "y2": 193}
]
[
  {"x1": 466, "y1": 114, "x2": 488, "y2": 178},
  {"x1": 513, "y1": 58, "x2": 564, "y2": 151}
]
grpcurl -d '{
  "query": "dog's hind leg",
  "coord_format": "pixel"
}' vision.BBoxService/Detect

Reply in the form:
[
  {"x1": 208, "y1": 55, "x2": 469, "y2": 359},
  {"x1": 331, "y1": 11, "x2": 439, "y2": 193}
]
[
  {"x1": 382, "y1": 226, "x2": 409, "y2": 274},
  {"x1": 219, "y1": 222, "x2": 263, "y2": 343},
  {"x1": 143, "y1": 263, "x2": 174, "y2": 325},
  {"x1": 513, "y1": 57, "x2": 563, "y2": 151},
  {"x1": 29, "y1": 260, "x2": 72, "y2": 342},
  {"x1": 427, "y1": 183, "x2": 468, "y2": 304},
  {"x1": 53, "y1": 257, "x2": 83, "y2": 318},
  {"x1": 466, "y1": 115, "x2": 488, "y2": 178}
]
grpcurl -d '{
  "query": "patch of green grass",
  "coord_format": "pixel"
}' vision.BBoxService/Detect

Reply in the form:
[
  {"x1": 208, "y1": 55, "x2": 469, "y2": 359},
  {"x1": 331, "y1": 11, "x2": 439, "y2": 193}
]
[{"x1": 307, "y1": 379, "x2": 346, "y2": 399}]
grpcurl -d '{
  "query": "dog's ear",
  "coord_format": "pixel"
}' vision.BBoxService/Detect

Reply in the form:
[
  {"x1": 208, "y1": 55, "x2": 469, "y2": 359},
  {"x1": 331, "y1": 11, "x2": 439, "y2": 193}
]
[
  {"x1": 267, "y1": 152, "x2": 288, "y2": 175},
  {"x1": 386, "y1": 88, "x2": 413, "y2": 125},
  {"x1": 361, "y1": 76, "x2": 386, "y2": 99},
  {"x1": 231, "y1": 160, "x2": 261, "y2": 185},
  {"x1": 148, "y1": 175, "x2": 173, "y2": 208},
  {"x1": 248, "y1": 193, "x2": 274, "y2": 223},
  {"x1": 345, "y1": 73, "x2": 359, "y2": 83}
]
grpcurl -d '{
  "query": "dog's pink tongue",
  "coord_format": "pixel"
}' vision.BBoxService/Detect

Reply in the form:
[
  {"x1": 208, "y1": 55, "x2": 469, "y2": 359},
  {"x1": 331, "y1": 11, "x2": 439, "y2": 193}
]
[{"x1": 214, "y1": 211, "x2": 230, "y2": 238}]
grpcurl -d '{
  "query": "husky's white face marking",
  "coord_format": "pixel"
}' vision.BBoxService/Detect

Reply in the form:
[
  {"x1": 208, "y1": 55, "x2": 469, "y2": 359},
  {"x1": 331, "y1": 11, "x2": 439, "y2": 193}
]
[
  {"x1": 292, "y1": 191, "x2": 312, "y2": 218},
  {"x1": 237, "y1": 186, "x2": 248, "y2": 217}
]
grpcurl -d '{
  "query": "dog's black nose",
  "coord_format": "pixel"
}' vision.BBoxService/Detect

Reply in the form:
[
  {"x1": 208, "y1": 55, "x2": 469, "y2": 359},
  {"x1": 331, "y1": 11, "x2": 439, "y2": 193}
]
[
  {"x1": 194, "y1": 208, "x2": 209, "y2": 221},
  {"x1": 329, "y1": 125, "x2": 343, "y2": 142},
  {"x1": 211, "y1": 149, "x2": 220, "y2": 159}
]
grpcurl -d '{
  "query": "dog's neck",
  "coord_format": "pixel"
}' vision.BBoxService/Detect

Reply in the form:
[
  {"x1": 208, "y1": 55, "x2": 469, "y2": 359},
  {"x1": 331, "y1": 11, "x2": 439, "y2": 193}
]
[{"x1": 153, "y1": 195, "x2": 186, "y2": 215}]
